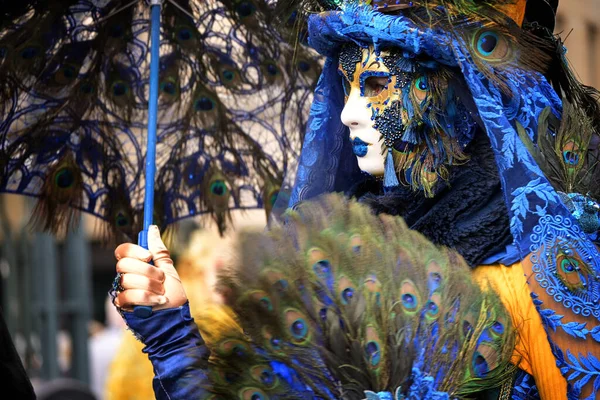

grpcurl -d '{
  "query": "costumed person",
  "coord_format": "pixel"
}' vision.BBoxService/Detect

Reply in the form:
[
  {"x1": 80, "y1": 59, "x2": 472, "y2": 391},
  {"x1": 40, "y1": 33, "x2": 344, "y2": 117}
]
[{"x1": 112, "y1": 0, "x2": 600, "y2": 399}]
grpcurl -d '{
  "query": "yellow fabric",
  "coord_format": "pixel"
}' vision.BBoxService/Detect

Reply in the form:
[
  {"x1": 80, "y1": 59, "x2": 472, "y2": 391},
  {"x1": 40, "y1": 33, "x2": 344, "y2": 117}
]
[
  {"x1": 473, "y1": 261, "x2": 567, "y2": 400},
  {"x1": 105, "y1": 333, "x2": 153, "y2": 400}
]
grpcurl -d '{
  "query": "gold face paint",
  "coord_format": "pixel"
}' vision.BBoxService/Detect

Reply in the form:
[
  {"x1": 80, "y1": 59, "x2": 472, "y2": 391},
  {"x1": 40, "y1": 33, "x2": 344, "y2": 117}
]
[{"x1": 338, "y1": 45, "x2": 410, "y2": 125}]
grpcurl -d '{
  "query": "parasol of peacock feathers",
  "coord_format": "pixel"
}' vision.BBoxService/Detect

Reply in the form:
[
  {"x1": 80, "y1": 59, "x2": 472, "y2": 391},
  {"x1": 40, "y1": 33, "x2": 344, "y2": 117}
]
[{"x1": 0, "y1": 0, "x2": 320, "y2": 242}]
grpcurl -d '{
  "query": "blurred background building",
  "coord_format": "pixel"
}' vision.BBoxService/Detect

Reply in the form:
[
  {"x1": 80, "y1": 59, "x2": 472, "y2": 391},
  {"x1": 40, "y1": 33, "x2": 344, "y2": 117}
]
[
  {"x1": 0, "y1": 0, "x2": 598, "y2": 398},
  {"x1": 555, "y1": 0, "x2": 600, "y2": 87}
]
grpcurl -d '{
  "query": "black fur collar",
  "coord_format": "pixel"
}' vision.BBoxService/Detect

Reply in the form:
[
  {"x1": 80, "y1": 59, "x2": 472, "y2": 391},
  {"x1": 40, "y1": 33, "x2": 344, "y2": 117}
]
[{"x1": 350, "y1": 133, "x2": 512, "y2": 267}]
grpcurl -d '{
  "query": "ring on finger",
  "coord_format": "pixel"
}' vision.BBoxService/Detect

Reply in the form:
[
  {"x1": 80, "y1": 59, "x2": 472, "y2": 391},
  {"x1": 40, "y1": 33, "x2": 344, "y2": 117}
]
[{"x1": 112, "y1": 272, "x2": 125, "y2": 293}]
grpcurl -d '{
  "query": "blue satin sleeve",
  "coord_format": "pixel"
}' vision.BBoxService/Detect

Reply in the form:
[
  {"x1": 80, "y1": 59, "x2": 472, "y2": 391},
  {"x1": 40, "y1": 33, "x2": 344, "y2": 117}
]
[{"x1": 122, "y1": 303, "x2": 211, "y2": 399}]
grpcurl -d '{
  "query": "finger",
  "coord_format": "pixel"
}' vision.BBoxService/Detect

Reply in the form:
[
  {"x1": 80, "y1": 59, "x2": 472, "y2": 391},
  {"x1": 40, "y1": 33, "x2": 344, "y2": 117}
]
[
  {"x1": 115, "y1": 290, "x2": 167, "y2": 310},
  {"x1": 120, "y1": 273, "x2": 165, "y2": 295},
  {"x1": 115, "y1": 243, "x2": 152, "y2": 262},
  {"x1": 147, "y1": 225, "x2": 174, "y2": 270},
  {"x1": 116, "y1": 258, "x2": 165, "y2": 282}
]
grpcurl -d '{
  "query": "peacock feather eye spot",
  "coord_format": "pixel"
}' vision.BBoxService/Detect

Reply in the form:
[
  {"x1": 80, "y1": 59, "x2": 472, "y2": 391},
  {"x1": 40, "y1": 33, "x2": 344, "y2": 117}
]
[
  {"x1": 365, "y1": 341, "x2": 381, "y2": 366},
  {"x1": 314, "y1": 260, "x2": 331, "y2": 277},
  {"x1": 160, "y1": 81, "x2": 177, "y2": 95},
  {"x1": 232, "y1": 344, "x2": 247, "y2": 358},
  {"x1": 178, "y1": 28, "x2": 192, "y2": 41},
  {"x1": 240, "y1": 388, "x2": 267, "y2": 400},
  {"x1": 259, "y1": 297, "x2": 273, "y2": 312},
  {"x1": 415, "y1": 76, "x2": 428, "y2": 91},
  {"x1": 430, "y1": 272, "x2": 442, "y2": 283},
  {"x1": 222, "y1": 69, "x2": 235, "y2": 82},
  {"x1": 273, "y1": 279, "x2": 288, "y2": 292},
  {"x1": 319, "y1": 307, "x2": 327, "y2": 321},
  {"x1": 20, "y1": 46, "x2": 39, "y2": 60},
  {"x1": 477, "y1": 31, "x2": 498, "y2": 56},
  {"x1": 61, "y1": 66, "x2": 77, "y2": 80},
  {"x1": 260, "y1": 370, "x2": 274, "y2": 386},
  {"x1": 195, "y1": 97, "x2": 215, "y2": 111},
  {"x1": 115, "y1": 212, "x2": 129, "y2": 228},
  {"x1": 298, "y1": 60, "x2": 310, "y2": 72},
  {"x1": 473, "y1": 29, "x2": 509, "y2": 60},
  {"x1": 112, "y1": 82, "x2": 129, "y2": 96},
  {"x1": 341, "y1": 287, "x2": 355, "y2": 304},
  {"x1": 210, "y1": 180, "x2": 228, "y2": 196},
  {"x1": 563, "y1": 150, "x2": 579, "y2": 165},
  {"x1": 560, "y1": 258, "x2": 578, "y2": 273},
  {"x1": 426, "y1": 300, "x2": 439, "y2": 315},
  {"x1": 472, "y1": 353, "x2": 489, "y2": 377},
  {"x1": 54, "y1": 168, "x2": 75, "y2": 189},
  {"x1": 290, "y1": 318, "x2": 308, "y2": 339},
  {"x1": 224, "y1": 371, "x2": 239, "y2": 383},
  {"x1": 270, "y1": 337, "x2": 281, "y2": 348},
  {"x1": 402, "y1": 293, "x2": 416, "y2": 310},
  {"x1": 412, "y1": 76, "x2": 429, "y2": 101},
  {"x1": 266, "y1": 63, "x2": 278, "y2": 76},
  {"x1": 492, "y1": 321, "x2": 504, "y2": 335},
  {"x1": 236, "y1": 2, "x2": 256, "y2": 18}
]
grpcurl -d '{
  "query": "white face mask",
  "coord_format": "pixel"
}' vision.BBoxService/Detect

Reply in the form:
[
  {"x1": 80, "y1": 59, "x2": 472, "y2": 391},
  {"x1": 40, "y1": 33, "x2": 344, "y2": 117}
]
[
  {"x1": 337, "y1": 43, "x2": 472, "y2": 196},
  {"x1": 341, "y1": 89, "x2": 387, "y2": 176},
  {"x1": 339, "y1": 46, "x2": 389, "y2": 176}
]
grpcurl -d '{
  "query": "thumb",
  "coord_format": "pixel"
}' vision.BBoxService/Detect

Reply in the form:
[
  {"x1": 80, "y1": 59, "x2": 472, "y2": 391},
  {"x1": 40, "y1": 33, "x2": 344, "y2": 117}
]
[{"x1": 147, "y1": 225, "x2": 173, "y2": 270}]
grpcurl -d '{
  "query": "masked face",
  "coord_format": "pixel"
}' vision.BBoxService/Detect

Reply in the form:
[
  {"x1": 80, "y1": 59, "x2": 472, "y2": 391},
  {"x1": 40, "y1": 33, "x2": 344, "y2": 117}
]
[
  {"x1": 338, "y1": 44, "x2": 475, "y2": 195},
  {"x1": 339, "y1": 46, "x2": 390, "y2": 176}
]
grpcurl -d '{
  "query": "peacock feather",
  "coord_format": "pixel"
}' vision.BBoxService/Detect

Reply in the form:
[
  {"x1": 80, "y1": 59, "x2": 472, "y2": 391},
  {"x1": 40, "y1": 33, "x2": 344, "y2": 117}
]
[
  {"x1": 517, "y1": 100, "x2": 600, "y2": 233},
  {"x1": 206, "y1": 194, "x2": 516, "y2": 399},
  {"x1": 0, "y1": 0, "x2": 319, "y2": 241}
]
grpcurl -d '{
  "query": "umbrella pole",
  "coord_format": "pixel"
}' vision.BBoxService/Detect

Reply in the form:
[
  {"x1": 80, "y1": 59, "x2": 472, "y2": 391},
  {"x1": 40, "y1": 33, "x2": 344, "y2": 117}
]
[{"x1": 134, "y1": 0, "x2": 162, "y2": 318}]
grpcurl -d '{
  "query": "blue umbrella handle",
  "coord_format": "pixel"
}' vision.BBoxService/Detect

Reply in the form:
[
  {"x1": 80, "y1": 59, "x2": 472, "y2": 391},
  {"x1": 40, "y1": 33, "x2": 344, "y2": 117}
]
[
  {"x1": 134, "y1": 0, "x2": 162, "y2": 319},
  {"x1": 134, "y1": 230, "x2": 154, "y2": 318}
]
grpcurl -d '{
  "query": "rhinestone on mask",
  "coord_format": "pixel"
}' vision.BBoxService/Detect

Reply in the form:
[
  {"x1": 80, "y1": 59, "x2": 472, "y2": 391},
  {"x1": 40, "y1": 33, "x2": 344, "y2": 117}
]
[{"x1": 339, "y1": 43, "x2": 363, "y2": 82}]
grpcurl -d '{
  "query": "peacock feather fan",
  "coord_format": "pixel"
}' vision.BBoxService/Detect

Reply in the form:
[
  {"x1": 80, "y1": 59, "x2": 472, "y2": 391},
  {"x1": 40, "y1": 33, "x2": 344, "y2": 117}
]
[
  {"x1": 0, "y1": 0, "x2": 319, "y2": 241},
  {"x1": 207, "y1": 194, "x2": 516, "y2": 399}
]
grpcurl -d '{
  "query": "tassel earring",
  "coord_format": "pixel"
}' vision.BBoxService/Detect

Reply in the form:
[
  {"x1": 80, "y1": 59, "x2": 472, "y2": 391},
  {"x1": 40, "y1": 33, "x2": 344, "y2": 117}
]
[{"x1": 383, "y1": 147, "x2": 399, "y2": 192}]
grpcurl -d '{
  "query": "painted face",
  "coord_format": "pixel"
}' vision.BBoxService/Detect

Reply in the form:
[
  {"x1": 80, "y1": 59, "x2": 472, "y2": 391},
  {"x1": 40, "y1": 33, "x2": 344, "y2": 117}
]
[{"x1": 338, "y1": 44, "x2": 475, "y2": 196}]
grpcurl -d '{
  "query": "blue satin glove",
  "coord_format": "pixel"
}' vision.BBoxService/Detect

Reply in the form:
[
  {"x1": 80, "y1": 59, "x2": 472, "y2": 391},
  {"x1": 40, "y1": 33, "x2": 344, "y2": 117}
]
[{"x1": 122, "y1": 303, "x2": 212, "y2": 399}]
